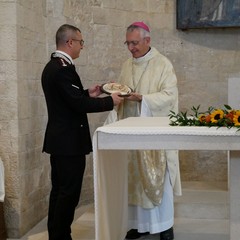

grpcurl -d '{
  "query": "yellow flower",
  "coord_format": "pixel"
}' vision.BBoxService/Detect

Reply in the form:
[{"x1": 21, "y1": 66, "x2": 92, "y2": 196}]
[
  {"x1": 210, "y1": 109, "x2": 224, "y2": 123},
  {"x1": 198, "y1": 114, "x2": 206, "y2": 122},
  {"x1": 169, "y1": 105, "x2": 240, "y2": 130},
  {"x1": 233, "y1": 110, "x2": 240, "y2": 126}
]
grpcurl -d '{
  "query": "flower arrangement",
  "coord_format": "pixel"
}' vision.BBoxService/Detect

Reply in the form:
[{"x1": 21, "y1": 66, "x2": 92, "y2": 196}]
[{"x1": 168, "y1": 105, "x2": 240, "y2": 131}]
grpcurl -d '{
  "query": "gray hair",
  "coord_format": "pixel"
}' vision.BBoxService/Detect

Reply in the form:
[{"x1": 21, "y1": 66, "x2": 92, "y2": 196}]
[
  {"x1": 126, "y1": 25, "x2": 150, "y2": 38},
  {"x1": 56, "y1": 24, "x2": 81, "y2": 47}
]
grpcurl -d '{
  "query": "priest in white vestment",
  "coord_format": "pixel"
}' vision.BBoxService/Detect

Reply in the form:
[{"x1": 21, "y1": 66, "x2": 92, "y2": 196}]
[{"x1": 106, "y1": 22, "x2": 182, "y2": 240}]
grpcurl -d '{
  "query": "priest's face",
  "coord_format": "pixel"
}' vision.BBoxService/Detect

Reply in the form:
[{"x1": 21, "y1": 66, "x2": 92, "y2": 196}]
[{"x1": 125, "y1": 29, "x2": 150, "y2": 58}]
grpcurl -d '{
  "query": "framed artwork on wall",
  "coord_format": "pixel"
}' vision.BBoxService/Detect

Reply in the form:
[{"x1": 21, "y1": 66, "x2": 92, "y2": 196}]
[{"x1": 177, "y1": 0, "x2": 240, "y2": 29}]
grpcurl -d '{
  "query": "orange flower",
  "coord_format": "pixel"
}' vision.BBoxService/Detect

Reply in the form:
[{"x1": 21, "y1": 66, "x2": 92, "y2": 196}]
[
  {"x1": 225, "y1": 111, "x2": 235, "y2": 125},
  {"x1": 199, "y1": 114, "x2": 211, "y2": 124},
  {"x1": 205, "y1": 114, "x2": 211, "y2": 123}
]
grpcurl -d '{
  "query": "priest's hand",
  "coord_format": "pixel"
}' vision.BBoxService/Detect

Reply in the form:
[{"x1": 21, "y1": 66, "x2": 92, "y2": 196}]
[{"x1": 125, "y1": 92, "x2": 142, "y2": 102}]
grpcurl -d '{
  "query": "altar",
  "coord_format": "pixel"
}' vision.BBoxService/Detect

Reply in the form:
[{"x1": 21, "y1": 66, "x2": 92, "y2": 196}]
[{"x1": 92, "y1": 117, "x2": 240, "y2": 240}]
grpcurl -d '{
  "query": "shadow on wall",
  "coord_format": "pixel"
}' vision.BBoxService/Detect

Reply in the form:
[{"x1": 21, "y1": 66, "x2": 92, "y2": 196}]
[{"x1": 176, "y1": 28, "x2": 240, "y2": 51}]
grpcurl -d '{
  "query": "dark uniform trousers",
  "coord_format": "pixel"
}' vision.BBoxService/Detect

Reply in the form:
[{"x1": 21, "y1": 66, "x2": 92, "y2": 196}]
[{"x1": 47, "y1": 155, "x2": 86, "y2": 240}]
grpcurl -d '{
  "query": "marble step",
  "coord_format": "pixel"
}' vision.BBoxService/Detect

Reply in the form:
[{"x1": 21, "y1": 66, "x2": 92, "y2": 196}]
[
  {"x1": 174, "y1": 181, "x2": 229, "y2": 220},
  {"x1": 138, "y1": 218, "x2": 229, "y2": 240},
  {"x1": 173, "y1": 218, "x2": 229, "y2": 240}
]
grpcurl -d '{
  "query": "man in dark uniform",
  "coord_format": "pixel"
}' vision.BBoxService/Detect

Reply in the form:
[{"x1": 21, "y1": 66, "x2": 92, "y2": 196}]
[{"x1": 41, "y1": 24, "x2": 122, "y2": 240}]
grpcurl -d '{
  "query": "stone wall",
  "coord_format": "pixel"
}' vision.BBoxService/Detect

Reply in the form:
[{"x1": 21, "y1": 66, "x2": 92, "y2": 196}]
[
  {"x1": 0, "y1": 0, "x2": 50, "y2": 237},
  {"x1": 0, "y1": 0, "x2": 239, "y2": 237}
]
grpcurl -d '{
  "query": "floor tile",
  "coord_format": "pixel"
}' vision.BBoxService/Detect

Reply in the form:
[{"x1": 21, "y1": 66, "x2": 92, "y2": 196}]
[{"x1": 8, "y1": 203, "x2": 229, "y2": 240}]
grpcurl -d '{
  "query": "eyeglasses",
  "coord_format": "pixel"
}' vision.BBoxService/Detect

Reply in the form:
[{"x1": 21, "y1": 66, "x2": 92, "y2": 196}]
[
  {"x1": 124, "y1": 40, "x2": 140, "y2": 47},
  {"x1": 66, "y1": 39, "x2": 84, "y2": 46},
  {"x1": 124, "y1": 38, "x2": 146, "y2": 47}
]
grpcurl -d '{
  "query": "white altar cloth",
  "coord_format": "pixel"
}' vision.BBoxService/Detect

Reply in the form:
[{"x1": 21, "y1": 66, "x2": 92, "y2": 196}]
[{"x1": 93, "y1": 117, "x2": 240, "y2": 240}]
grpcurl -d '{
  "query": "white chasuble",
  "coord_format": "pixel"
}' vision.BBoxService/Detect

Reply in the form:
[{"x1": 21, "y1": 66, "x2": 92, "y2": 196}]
[{"x1": 117, "y1": 47, "x2": 181, "y2": 209}]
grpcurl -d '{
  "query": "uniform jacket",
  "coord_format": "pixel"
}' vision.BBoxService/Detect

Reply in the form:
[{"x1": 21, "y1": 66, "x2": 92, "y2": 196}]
[{"x1": 42, "y1": 53, "x2": 113, "y2": 156}]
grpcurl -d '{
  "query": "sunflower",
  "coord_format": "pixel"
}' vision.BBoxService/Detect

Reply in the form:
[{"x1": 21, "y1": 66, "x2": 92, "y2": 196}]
[
  {"x1": 168, "y1": 105, "x2": 240, "y2": 131},
  {"x1": 210, "y1": 109, "x2": 224, "y2": 123},
  {"x1": 199, "y1": 114, "x2": 211, "y2": 124},
  {"x1": 233, "y1": 110, "x2": 240, "y2": 126},
  {"x1": 198, "y1": 114, "x2": 206, "y2": 123}
]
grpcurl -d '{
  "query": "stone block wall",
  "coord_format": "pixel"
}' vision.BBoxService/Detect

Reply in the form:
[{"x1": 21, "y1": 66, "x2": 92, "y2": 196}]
[
  {"x1": 0, "y1": 0, "x2": 50, "y2": 237},
  {"x1": 0, "y1": 0, "x2": 240, "y2": 237}
]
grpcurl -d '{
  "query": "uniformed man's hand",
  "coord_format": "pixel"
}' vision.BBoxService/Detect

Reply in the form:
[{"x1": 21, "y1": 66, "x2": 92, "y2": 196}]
[
  {"x1": 111, "y1": 92, "x2": 124, "y2": 106},
  {"x1": 88, "y1": 84, "x2": 102, "y2": 97}
]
